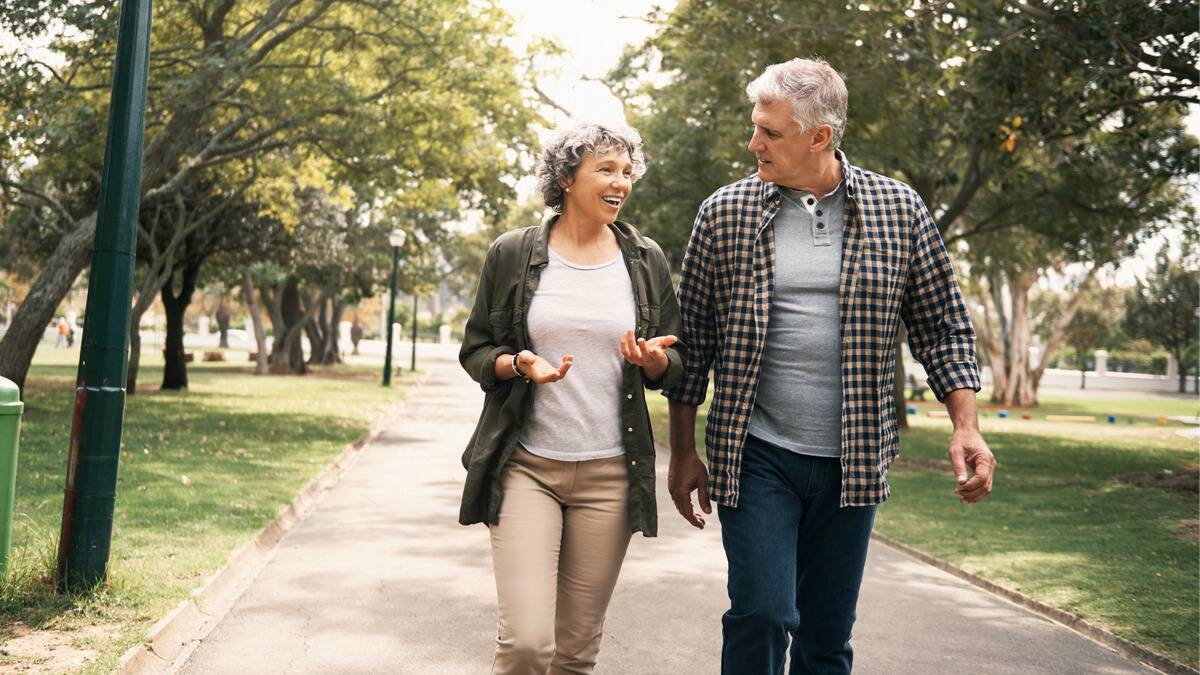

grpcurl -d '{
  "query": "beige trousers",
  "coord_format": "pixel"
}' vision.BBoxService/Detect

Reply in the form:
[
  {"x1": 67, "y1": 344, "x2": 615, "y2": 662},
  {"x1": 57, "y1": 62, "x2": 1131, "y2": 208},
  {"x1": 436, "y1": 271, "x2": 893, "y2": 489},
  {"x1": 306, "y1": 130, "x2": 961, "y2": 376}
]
[{"x1": 489, "y1": 447, "x2": 632, "y2": 675}]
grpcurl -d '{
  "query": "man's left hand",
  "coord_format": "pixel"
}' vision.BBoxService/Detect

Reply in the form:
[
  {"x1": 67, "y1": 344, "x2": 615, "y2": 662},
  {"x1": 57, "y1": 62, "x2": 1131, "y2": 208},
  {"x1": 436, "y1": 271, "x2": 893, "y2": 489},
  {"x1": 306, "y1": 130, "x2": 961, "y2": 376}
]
[{"x1": 948, "y1": 429, "x2": 995, "y2": 504}]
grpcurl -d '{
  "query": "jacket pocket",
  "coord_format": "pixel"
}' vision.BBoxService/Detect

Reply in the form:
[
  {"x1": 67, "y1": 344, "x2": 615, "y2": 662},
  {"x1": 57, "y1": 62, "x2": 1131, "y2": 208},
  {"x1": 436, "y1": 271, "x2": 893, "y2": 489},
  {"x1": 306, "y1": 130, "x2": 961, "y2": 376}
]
[
  {"x1": 488, "y1": 307, "x2": 516, "y2": 346},
  {"x1": 639, "y1": 303, "x2": 661, "y2": 339}
]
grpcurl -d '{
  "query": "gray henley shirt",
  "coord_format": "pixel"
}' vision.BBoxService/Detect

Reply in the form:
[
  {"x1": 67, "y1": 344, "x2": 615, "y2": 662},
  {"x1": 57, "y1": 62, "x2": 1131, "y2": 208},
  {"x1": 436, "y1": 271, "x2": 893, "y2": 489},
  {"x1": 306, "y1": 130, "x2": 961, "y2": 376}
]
[{"x1": 746, "y1": 182, "x2": 846, "y2": 457}]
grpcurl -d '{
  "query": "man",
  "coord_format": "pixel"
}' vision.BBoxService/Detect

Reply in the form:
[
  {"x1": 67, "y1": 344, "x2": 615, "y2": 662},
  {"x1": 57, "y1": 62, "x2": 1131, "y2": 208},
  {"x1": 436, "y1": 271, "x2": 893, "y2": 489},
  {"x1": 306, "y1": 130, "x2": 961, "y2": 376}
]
[{"x1": 664, "y1": 58, "x2": 997, "y2": 674}]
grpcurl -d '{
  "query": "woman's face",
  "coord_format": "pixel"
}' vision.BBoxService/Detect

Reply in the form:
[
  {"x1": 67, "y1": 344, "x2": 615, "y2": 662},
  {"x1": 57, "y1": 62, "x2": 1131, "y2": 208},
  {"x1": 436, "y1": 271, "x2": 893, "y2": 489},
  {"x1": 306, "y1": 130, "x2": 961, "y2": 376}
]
[{"x1": 562, "y1": 147, "x2": 634, "y2": 224}]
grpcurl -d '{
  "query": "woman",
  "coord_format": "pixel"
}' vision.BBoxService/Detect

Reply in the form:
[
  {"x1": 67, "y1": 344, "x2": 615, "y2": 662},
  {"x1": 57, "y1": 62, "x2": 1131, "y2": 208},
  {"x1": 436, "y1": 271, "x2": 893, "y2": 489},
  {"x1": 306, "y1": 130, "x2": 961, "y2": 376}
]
[{"x1": 458, "y1": 123, "x2": 684, "y2": 674}]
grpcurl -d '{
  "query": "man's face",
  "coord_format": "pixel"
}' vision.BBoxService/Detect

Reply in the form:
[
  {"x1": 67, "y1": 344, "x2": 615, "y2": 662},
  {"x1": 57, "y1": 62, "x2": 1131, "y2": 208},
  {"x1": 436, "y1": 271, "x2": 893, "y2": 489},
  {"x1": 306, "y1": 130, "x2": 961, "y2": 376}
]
[{"x1": 747, "y1": 99, "x2": 820, "y2": 187}]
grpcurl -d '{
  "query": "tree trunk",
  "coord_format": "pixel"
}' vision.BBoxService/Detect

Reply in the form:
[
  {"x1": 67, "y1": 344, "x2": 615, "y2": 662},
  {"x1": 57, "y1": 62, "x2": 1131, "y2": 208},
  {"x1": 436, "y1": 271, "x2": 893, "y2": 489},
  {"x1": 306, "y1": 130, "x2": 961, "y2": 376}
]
[
  {"x1": 215, "y1": 301, "x2": 231, "y2": 348},
  {"x1": 1000, "y1": 272, "x2": 1034, "y2": 405},
  {"x1": 269, "y1": 276, "x2": 309, "y2": 375},
  {"x1": 127, "y1": 276, "x2": 167, "y2": 396},
  {"x1": 991, "y1": 276, "x2": 1010, "y2": 368},
  {"x1": 242, "y1": 272, "x2": 268, "y2": 375},
  {"x1": 326, "y1": 299, "x2": 346, "y2": 364},
  {"x1": 161, "y1": 290, "x2": 188, "y2": 390},
  {"x1": 308, "y1": 296, "x2": 344, "y2": 366},
  {"x1": 977, "y1": 269, "x2": 1048, "y2": 407},
  {"x1": 1178, "y1": 351, "x2": 1188, "y2": 393},
  {"x1": 128, "y1": 328, "x2": 143, "y2": 396},
  {"x1": 0, "y1": 213, "x2": 96, "y2": 393},
  {"x1": 160, "y1": 259, "x2": 201, "y2": 390},
  {"x1": 969, "y1": 289, "x2": 1006, "y2": 401},
  {"x1": 304, "y1": 308, "x2": 323, "y2": 366},
  {"x1": 260, "y1": 280, "x2": 284, "y2": 365}
]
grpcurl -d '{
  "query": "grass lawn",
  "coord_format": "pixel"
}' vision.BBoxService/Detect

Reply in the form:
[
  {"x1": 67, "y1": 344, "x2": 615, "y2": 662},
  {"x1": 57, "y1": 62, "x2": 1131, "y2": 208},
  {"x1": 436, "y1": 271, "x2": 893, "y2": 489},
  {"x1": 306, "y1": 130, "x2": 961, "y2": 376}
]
[
  {"x1": 647, "y1": 388, "x2": 1199, "y2": 667},
  {"x1": 1, "y1": 345, "x2": 413, "y2": 672}
]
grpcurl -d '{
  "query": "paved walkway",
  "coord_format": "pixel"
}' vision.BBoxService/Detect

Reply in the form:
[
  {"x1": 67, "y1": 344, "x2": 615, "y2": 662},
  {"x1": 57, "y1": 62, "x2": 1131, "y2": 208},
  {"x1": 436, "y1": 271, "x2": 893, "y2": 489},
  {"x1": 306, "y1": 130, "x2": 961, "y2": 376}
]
[{"x1": 179, "y1": 353, "x2": 1156, "y2": 674}]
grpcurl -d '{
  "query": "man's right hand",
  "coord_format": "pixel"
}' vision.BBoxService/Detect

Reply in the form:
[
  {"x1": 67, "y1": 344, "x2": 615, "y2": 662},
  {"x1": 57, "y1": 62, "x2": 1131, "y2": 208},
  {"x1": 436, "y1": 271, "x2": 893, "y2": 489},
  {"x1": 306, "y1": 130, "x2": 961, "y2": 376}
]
[
  {"x1": 668, "y1": 450, "x2": 711, "y2": 529},
  {"x1": 668, "y1": 399, "x2": 712, "y2": 529}
]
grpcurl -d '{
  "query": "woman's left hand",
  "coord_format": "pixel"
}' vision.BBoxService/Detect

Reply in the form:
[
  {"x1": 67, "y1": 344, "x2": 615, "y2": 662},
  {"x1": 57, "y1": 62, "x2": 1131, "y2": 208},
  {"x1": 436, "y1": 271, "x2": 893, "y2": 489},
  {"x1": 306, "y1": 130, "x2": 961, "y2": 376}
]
[{"x1": 620, "y1": 329, "x2": 677, "y2": 381}]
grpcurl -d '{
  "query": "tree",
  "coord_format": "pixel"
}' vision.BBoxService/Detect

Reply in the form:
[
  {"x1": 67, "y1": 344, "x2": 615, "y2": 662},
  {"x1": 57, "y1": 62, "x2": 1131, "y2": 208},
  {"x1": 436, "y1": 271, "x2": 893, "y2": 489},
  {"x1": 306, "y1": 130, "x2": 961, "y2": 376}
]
[
  {"x1": 0, "y1": 0, "x2": 538, "y2": 392},
  {"x1": 963, "y1": 112, "x2": 1192, "y2": 405},
  {"x1": 1124, "y1": 245, "x2": 1199, "y2": 393},
  {"x1": 1032, "y1": 284, "x2": 1124, "y2": 387},
  {"x1": 213, "y1": 298, "x2": 232, "y2": 349},
  {"x1": 126, "y1": 172, "x2": 258, "y2": 393},
  {"x1": 240, "y1": 267, "x2": 269, "y2": 374},
  {"x1": 1062, "y1": 300, "x2": 1114, "y2": 389}
]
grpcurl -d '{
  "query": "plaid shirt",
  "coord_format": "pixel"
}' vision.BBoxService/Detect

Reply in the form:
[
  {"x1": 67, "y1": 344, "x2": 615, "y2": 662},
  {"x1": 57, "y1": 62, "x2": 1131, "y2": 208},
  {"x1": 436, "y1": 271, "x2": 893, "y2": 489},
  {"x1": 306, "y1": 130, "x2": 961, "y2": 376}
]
[{"x1": 664, "y1": 153, "x2": 980, "y2": 508}]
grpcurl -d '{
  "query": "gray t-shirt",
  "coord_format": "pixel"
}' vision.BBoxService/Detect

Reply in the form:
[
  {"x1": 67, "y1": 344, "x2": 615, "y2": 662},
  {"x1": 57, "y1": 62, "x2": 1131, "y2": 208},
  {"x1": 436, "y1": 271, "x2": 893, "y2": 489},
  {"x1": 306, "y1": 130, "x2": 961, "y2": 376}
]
[
  {"x1": 747, "y1": 182, "x2": 846, "y2": 457},
  {"x1": 519, "y1": 246, "x2": 636, "y2": 461}
]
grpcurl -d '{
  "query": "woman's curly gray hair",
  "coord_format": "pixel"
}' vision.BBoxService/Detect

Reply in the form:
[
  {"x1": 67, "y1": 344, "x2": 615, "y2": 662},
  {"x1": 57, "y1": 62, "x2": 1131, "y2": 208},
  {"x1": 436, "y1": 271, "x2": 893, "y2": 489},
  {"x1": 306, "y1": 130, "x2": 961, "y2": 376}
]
[{"x1": 536, "y1": 123, "x2": 647, "y2": 213}]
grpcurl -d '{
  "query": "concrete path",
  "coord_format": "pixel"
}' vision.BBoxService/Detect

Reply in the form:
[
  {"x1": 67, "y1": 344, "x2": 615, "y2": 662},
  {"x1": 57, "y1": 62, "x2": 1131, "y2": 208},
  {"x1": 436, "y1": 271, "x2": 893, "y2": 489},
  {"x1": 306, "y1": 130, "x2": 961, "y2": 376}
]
[{"x1": 179, "y1": 353, "x2": 1156, "y2": 674}]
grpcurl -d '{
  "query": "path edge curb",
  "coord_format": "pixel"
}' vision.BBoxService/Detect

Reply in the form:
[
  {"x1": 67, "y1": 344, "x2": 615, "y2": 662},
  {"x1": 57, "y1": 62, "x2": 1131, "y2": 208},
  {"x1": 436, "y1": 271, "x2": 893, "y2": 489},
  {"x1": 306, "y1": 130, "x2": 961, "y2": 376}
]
[
  {"x1": 116, "y1": 370, "x2": 431, "y2": 674},
  {"x1": 871, "y1": 531, "x2": 1197, "y2": 675}
]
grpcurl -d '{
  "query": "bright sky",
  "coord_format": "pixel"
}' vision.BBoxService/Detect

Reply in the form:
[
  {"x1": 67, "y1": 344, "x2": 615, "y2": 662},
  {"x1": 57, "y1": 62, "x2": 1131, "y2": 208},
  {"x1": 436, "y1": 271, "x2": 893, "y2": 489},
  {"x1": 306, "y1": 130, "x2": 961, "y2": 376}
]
[{"x1": 499, "y1": 0, "x2": 672, "y2": 129}]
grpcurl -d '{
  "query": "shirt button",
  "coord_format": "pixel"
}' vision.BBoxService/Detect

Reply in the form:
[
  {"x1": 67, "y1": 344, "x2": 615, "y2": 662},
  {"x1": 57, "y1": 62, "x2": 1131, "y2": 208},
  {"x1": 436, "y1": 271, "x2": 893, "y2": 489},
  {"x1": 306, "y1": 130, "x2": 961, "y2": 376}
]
[
  {"x1": 817, "y1": 222, "x2": 825, "y2": 229},
  {"x1": 626, "y1": 427, "x2": 633, "y2": 433},
  {"x1": 631, "y1": 460, "x2": 637, "y2": 466},
  {"x1": 816, "y1": 210, "x2": 824, "y2": 216},
  {"x1": 626, "y1": 393, "x2": 633, "y2": 399},
  {"x1": 806, "y1": 198, "x2": 814, "y2": 205}
]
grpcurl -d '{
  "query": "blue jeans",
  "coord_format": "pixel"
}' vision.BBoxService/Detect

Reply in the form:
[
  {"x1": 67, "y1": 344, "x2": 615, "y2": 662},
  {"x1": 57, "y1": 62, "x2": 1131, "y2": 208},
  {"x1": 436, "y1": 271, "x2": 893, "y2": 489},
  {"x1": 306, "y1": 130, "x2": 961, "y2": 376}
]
[{"x1": 718, "y1": 435, "x2": 877, "y2": 675}]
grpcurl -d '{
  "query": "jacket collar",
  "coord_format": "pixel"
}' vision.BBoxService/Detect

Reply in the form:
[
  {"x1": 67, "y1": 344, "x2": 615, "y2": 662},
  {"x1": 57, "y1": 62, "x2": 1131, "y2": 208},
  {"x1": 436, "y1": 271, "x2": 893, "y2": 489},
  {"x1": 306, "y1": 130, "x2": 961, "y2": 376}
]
[{"x1": 530, "y1": 213, "x2": 648, "y2": 267}]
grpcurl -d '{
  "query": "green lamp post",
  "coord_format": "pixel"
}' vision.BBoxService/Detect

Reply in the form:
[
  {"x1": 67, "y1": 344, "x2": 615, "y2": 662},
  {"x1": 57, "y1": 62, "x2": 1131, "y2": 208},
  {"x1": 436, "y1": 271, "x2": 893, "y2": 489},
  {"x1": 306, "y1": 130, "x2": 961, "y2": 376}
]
[
  {"x1": 57, "y1": 0, "x2": 152, "y2": 592},
  {"x1": 382, "y1": 229, "x2": 406, "y2": 387}
]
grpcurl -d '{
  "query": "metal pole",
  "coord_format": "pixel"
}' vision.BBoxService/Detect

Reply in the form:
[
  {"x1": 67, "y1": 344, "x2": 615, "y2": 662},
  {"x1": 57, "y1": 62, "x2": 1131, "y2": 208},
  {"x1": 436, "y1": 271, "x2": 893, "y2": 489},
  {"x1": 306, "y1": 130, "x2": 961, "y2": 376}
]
[
  {"x1": 382, "y1": 246, "x2": 399, "y2": 386},
  {"x1": 57, "y1": 0, "x2": 152, "y2": 593},
  {"x1": 410, "y1": 294, "x2": 418, "y2": 371}
]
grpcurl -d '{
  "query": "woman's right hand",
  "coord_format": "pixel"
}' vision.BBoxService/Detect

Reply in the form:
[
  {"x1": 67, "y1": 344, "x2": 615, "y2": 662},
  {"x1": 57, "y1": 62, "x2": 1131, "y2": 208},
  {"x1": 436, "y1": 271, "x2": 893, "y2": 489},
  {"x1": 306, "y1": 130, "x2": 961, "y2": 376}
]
[{"x1": 516, "y1": 350, "x2": 573, "y2": 384}]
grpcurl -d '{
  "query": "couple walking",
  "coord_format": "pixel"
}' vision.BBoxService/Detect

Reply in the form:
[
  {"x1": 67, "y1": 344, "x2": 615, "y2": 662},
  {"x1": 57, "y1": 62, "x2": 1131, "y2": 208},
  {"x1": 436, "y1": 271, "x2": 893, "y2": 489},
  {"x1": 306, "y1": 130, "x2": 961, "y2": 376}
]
[{"x1": 458, "y1": 58, "x2": 997, "y2": 675}]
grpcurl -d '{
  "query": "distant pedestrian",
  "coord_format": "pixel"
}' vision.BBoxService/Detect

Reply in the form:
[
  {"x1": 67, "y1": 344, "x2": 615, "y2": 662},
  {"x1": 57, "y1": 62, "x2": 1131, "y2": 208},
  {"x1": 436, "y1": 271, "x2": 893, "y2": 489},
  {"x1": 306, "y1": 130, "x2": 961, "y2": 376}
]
[
  {"x1": 66, "y1": 323, "x2": 75, "y2": 348},
  {"x1": 459, "y1": 123, "x2": 684, "y2": 674},
  {"x1": 55, "y1": 318, "x2": 69, "y2": 348}
]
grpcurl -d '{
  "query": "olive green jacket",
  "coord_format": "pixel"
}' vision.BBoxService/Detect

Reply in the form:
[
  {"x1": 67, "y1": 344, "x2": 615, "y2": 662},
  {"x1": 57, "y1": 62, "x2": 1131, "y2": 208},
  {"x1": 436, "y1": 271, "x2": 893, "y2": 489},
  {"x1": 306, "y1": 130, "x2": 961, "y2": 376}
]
[{"x1": 458, "y1": 215, "x2": 685, "y2": 537}]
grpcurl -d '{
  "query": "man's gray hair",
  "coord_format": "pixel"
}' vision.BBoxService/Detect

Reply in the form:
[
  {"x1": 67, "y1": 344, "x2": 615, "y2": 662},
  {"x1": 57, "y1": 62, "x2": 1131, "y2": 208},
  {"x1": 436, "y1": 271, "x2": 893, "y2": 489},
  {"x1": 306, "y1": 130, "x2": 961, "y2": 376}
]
[
  {"x1": 536, "y1": 123, "x2": 646, "y2": 213},
  {"x1": 745, "y1": 58, "x2": 848, "y2": 150}
]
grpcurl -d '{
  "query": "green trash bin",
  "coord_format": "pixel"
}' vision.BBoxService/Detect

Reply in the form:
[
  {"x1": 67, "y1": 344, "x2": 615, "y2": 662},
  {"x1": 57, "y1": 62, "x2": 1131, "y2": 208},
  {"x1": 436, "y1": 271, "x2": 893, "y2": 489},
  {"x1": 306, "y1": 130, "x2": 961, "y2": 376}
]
[{"x1": 0, "y1": 377, "x2": 22, "y2": 579}]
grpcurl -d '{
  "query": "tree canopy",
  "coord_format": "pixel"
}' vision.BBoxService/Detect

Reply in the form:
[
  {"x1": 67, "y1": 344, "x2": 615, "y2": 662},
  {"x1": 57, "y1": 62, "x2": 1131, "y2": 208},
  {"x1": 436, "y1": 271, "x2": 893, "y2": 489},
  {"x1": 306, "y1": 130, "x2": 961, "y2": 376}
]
[
  {"x1": 0, "y1": 0, "x2": 544, "y2": 390},
  {"x1": 1124, "y1": 244, "x2": 1199, "y2": 393}
]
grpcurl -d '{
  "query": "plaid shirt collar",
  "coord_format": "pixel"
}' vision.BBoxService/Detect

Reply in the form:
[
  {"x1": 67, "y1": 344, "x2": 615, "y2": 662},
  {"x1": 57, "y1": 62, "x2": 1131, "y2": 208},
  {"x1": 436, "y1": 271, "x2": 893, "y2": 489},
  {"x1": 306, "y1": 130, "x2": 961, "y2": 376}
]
[{"x1": 758, "y1": 150, "x2": 860, "y2": 203}]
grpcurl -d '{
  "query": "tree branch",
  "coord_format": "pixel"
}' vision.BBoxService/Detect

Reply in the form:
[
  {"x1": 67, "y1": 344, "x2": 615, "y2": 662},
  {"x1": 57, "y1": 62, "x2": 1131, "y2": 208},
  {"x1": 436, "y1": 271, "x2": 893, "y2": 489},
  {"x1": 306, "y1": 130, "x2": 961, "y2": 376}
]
[{"x1": 0, "y1": 179, "x2": 75, "y2": 225}]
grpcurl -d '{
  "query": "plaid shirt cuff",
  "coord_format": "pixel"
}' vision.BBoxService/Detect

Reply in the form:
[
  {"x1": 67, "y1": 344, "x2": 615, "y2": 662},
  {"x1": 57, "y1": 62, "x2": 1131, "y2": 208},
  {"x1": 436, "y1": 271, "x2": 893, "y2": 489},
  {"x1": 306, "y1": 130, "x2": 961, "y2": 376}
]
[
  {"x1": 927, "y1": 361, "x2": 982, "y2": 402},
  {"x1": 664, "y1": 370, "x2": 710, "y2": 406}
]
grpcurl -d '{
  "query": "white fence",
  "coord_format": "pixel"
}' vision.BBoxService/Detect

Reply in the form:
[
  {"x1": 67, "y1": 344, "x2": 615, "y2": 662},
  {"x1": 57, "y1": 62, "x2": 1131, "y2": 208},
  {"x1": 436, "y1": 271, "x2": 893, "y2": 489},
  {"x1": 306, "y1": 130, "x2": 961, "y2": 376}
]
[
  {"x1": 1031, "y1": 350, "x2": 1197, "y2": 394},
  {"x1": 907, "y1": 349, "x2": 1197, "y2": 395}
]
